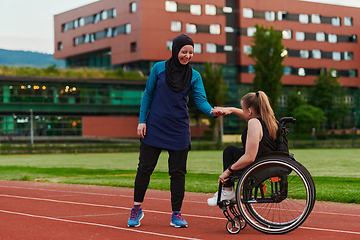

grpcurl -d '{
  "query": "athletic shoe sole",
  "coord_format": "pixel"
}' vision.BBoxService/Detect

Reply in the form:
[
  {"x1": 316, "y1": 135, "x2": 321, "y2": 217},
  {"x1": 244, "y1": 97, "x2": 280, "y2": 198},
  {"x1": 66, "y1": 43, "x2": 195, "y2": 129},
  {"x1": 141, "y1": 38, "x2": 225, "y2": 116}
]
[
  {"x1": 127, "y1": 212, "x2": 144, "y2": 227},
  {"x1": 170, "y1": 222, "x2": 188, "y2": 228}
]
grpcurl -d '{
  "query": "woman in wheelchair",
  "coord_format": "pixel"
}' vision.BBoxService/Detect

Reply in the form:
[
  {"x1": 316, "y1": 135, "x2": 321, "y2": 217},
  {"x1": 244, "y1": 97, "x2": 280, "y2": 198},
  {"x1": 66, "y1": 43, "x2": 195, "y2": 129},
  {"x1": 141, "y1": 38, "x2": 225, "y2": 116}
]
[{"x1": 207, "y1": 91, "x2": 279, "y2": 206}]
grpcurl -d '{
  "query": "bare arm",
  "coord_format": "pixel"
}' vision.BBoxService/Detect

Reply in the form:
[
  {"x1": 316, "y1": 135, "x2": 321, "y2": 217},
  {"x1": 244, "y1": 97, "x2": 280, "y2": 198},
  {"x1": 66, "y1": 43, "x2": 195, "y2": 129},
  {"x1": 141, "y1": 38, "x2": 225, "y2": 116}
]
[
  {"x1": 211, "y1": 107, "x2": 246, "y2": 120},
  {"x1": 218, "y1": 118, "x2": 263, "y2": 183}
]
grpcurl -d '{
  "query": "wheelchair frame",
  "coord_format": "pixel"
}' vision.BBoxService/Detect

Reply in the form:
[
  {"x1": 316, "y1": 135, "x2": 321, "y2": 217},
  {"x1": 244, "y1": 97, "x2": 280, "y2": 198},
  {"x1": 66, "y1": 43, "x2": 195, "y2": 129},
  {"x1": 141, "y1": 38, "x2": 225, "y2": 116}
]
[{"x1": 216, "y1": 117, "x2": 316, "y2": 234}]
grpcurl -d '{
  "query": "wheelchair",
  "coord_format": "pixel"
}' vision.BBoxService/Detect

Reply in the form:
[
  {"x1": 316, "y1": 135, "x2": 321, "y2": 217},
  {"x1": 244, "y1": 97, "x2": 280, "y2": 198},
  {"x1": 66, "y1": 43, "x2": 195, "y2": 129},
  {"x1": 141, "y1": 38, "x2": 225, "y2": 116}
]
[{"x1": 216, "y1": 117, "x2": 316, "y2": 234}]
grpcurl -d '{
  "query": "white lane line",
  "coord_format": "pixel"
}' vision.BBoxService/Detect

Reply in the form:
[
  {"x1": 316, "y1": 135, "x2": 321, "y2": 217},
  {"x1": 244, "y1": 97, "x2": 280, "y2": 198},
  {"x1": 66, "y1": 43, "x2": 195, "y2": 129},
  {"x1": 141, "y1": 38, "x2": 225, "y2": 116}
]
[
  {"x1": 58, "y1": 213, "x2": 126, "y2": 218},
  {"x1": 1, "y1": 193, "x2": 360, "y2": 235},
  {"x1": 0, "y1": 194, "x2": 224, "y2": 220},
  {"x1": 0, "y1": 209, "x2": 202, "y2": 240},
  {"x1": 1, "y1": 185, "x2": 360, "y2": 218},
  {"x1": 0, "y1": 184, "x2": 206, "y2": 204},
  {"x1": 0, "y1": 185, "x2": 118, "y2": 197},
  {"x1": 300, "y1": 226, "x2": 360, "y2": 235}
]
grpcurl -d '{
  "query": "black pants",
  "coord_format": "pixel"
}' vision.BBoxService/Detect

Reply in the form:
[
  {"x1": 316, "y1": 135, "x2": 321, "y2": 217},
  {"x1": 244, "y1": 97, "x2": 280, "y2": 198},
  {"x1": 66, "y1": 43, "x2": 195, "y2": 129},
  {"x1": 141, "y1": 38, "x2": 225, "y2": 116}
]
[
  {"x1": 134, "y1": 141, "x2": 189, "y2": 211},
  {"x1": 222, "y1": 145, "x2": 245, "y2": 188}
]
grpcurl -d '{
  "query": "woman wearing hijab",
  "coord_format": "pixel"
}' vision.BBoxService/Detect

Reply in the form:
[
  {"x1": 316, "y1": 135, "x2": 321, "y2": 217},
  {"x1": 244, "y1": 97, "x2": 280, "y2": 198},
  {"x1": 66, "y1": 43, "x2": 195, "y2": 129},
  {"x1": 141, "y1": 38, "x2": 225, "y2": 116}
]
[{"x1": 127, "y1": 33, "x2": 222, "y2": 228}]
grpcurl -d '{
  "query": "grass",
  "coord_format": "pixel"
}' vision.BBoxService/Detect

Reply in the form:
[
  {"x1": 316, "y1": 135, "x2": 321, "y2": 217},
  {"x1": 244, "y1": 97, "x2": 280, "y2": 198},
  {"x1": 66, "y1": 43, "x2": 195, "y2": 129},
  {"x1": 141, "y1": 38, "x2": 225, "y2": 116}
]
[{"x1": 0, "y1": 148, "x2": 359, "y2": 204}]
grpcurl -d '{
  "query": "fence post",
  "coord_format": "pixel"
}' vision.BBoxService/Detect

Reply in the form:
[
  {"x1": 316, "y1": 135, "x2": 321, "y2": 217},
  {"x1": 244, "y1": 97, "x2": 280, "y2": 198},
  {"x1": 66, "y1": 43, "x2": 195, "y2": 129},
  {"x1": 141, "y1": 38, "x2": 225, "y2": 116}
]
[{"x1": 103, "y1": 139, "x2": 107, "y2": 152}]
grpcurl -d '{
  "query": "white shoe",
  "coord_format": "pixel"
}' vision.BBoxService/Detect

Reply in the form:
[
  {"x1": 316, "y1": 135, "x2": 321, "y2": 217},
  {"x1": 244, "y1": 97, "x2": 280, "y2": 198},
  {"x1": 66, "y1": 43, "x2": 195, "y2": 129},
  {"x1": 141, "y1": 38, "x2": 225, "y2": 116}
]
[{"x1": 207, "y1": 188, "x2": 235, "y2": 206}]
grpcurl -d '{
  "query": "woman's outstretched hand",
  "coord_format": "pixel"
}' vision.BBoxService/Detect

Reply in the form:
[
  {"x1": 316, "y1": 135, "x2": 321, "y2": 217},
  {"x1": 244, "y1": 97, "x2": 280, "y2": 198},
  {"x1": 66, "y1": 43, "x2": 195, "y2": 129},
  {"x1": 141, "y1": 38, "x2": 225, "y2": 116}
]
[{"x1": 211, "y1": 107, "x2": 232, "y2": 116}]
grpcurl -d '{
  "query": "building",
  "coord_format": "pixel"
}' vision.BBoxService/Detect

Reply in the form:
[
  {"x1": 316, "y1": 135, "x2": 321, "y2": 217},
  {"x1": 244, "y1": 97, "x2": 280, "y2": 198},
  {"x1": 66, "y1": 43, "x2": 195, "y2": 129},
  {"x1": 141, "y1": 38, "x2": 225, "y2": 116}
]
[{"x1": 53, "y1": 0, "x2": 360, "y2": 134}]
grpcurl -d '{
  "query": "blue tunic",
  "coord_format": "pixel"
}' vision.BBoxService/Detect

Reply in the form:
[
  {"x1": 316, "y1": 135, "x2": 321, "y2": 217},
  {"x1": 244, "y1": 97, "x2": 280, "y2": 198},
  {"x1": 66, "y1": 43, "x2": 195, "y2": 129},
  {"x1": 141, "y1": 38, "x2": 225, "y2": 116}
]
[{"x1": 139, "y1": 61, "x2": 214, "y2": 150}]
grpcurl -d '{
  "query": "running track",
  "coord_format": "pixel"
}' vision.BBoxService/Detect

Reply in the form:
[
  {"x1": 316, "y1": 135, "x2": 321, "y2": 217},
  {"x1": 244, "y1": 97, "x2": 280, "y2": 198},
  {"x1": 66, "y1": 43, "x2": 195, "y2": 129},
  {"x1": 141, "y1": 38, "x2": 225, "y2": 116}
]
[{"x1": 0, "y1": 180, "x2": 359, "y2": 240}]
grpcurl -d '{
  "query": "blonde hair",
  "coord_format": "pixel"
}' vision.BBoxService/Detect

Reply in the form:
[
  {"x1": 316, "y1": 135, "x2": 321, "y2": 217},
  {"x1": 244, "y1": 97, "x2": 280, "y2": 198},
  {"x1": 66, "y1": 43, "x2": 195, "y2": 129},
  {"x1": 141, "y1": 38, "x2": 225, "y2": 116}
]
[{"x1": 241, "y1": 91, "x2": 278, "y2": 140}]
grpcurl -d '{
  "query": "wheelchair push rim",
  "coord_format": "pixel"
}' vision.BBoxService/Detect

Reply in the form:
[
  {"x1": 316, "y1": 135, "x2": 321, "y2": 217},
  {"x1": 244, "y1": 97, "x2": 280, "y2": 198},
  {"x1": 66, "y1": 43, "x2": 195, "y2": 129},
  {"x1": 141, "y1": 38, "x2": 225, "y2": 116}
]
[{"x1": 236, "y1": 158, "x2": 315, "y2": 234}]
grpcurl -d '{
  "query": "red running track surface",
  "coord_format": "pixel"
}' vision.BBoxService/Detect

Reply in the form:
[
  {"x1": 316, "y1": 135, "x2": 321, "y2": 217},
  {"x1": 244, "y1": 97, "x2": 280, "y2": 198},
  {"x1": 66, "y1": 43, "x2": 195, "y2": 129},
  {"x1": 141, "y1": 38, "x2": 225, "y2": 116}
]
[{"x1": 0, "y1": 180, "x2": 359, "y2": 240}]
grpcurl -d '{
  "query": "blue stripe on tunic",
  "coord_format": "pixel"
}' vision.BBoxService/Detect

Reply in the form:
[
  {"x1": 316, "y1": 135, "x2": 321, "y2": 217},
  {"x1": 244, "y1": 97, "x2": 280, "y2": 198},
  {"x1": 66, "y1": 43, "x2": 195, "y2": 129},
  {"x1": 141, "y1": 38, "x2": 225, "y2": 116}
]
[{"x1": 139, "y1": 61, "x2": 214, "y2": 150}]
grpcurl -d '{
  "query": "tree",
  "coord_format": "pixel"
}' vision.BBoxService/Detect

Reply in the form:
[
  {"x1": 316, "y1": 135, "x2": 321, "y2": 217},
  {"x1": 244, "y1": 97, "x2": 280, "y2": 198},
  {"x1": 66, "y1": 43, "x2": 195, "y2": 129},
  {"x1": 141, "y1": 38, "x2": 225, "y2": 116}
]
[
  {"x1": 284, "y1": 89, "x2": 306, "y2": 117},
  {"x1": 292, "y1": 104, "x2": 325, "y2": 134},
  {"x1": 249, "y1": 24, "x2": 286, "y2": 112},
  {"x1": 200, "y1": 62, "x2": 228, "y2": 140},
  {"x1": 308, "y1": 69, "x2": 348, "y2": 129}
]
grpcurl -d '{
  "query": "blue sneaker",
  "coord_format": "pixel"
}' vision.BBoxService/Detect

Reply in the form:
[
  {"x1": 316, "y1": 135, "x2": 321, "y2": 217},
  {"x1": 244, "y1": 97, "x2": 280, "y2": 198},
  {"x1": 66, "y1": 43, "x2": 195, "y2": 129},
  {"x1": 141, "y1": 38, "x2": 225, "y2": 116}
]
[
  {"x1": 127, "y1": 207, "x2": 144, "y2": 227},
  {"x1": 170, "y1": 211, "x2": 188, "y2": 228}
]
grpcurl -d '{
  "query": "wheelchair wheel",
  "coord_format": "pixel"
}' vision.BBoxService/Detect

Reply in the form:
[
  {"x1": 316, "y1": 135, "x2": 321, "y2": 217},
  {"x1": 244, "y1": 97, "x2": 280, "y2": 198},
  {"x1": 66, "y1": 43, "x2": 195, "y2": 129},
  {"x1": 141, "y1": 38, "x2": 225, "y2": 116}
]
[
  {"x1": 236, "y1": 157, "x2": 316, "y2": 234},
  {"x1": 226, "y1": 219, "x2": 241, "y2": 234}
]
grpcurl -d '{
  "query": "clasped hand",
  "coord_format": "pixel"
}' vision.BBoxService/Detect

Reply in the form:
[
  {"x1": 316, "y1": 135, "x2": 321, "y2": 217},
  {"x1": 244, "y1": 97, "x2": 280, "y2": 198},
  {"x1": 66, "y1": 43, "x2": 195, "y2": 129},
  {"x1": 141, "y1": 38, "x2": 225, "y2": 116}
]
[{"x1": 211, "y1": 107, "x2": 231, "y2": 117}]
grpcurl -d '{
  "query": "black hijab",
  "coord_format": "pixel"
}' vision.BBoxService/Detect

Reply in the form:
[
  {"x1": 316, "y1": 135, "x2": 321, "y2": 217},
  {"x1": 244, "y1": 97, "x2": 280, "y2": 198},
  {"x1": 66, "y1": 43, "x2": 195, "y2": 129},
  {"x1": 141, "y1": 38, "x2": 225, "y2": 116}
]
[{"x1": 165, "y1": 34, "x2": 194, "y2": 92}]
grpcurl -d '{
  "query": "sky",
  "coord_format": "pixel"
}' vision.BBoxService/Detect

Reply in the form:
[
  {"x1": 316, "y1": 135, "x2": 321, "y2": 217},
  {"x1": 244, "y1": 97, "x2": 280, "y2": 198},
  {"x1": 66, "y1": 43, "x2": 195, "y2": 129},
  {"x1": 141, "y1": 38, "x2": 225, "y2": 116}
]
[{"x1": 0, "y1": 0, "x2": 359, "y2": 55}]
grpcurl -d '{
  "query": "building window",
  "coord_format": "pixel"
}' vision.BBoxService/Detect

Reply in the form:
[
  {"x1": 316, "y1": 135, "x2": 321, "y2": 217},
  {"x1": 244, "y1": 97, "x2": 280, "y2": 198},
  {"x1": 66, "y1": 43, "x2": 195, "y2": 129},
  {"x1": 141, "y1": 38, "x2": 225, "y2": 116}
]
[
  {"x1": 300, "y1": 50, "x2": 309, "y2": 59},
  {"x1": 298, "y1": 68, "x2": 306, "y2": 76},
  {"x1": 328, "y1": 34, "x2": 337, "y2": 43},
  {"x1": 311, "y1": 14, "x2": 321, "y2": 24},
  {"x1": 265, "y1": 11, "x2": 275, "y2": 21},
  {"x1": 101, "y1": 10, "x2": 108, "y2": 20},
  {"x1": 344, "y1": 51, "x2": 354, "y2": 60},
  {"x1": 278, "y1": 11, "x2": 287, "y2": 21},
  {"x1": 243, "y1": 45, "x2": 252, "y2": 55},
  {"x1": 296, "y1": 32, "x2": 305, "y2": 41},
  {"x1": 130, "y1": 2, "x2": 137, "y2": 13},
  {"x1": 112, "y1": 8, "x2": 117, "y2": 17},
  {"x1": 312, "y1": 49, "x2": 321, "y2": 59},
  {"x1": 344, "y1": 17, "x2": 353, "y2": 26},
  {"x1": 131, "y1": 42, "x2": 137, "y2": 52},
  {"x1": 167, "y1": 40, "x2": 172, "y2": 50},
  {"x1": 206, "y1": 43, "x2": 217, "y2": 53},
  {"x1": 186, "y1": 23, "x2": 197, "y2": 34},
  {"x1": 248, "y1": 65, "x2": 254, "y2": 73},
  {"x1": 282, "y1": 30, "x2": 292, "y2": 39},
  {"x1": 171, "y1": 21, "x2": 181, "y2": 32},
  {"x1": 125, "y1": 24, "x2": 131, "y2": 34},
  {"x1": 349, "y1": 69, "x2": 357, "y2": 77},
  {"x1": 210, "y1": 24, "x2": 220, "y2": 34},
  {"x1": 243, "y1": 8, "x2": 253, "y2": 18},
  {"x1": 332, "y1": 17, "x2": 340, "y2": 26},
  {"x1": 247, "y1": 27, "x2": 256, "y2": 37},
  {"x1": 73, "y1": 20, "x2": 79, "y2": 29},
  {"x1": 194, "y1": 43, "x2": 202, "y2": 53},
  {"x1": 62, "y1": 23, "x2": 68, "y2": 32},
  {"x1": 94, "y1": 13, "x2": 101, "y2": 23},
  {"x1": 284, "y1": 67, "x2": 292, "y2": 75},
  {"x1": 58, "y1": 42, "x2": 63, "y2": 50},
  {"x1": 165, "y1": 1, "x2": 177, "y2": 12},
  {"x1": 316, "y1": 32, "x2": 325, "y2": 42},
  {"x1": 224, "y1": 45, "x2": 233, "y2": 51},
  {"x1": 74, "y1": 37, "x2": 79, "y2": 46},
  {"x1": 224, "y1": 26, "x2": 234, "y2": 33},
  {"x1": 84, "y1": 34, "x2": 90, "y2": 43},
  {"x1": 349, "y1": 35, "x2": 357, "y2": 42},
  {"x1": 190, "y1": 5, "x2": 201, "y2": 15},
  {"x1": 278, "y1": 94, "x2": 288, "y2": 107},
  {"x1": 205, "y1": 4, "x2": 216, "y2": 15},
  {"x1": 332, "y1": 52, "x2": 341, "y2": 61},
  {"x1": 79, "y1": 18, "x2": 85, "y2": 27},
  {"x1": 90, "y1": 33, "x2": 95, "y2": 43},
  {"x1": 223, "y1": 7, "x2": 232, "y2": 13},
  {"x1": 299, "y1": 14, "x2": 309, "y2": 24},
  {"x1": 106, "y1": 28, "x2": 113, "y2": 38}
]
